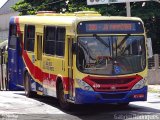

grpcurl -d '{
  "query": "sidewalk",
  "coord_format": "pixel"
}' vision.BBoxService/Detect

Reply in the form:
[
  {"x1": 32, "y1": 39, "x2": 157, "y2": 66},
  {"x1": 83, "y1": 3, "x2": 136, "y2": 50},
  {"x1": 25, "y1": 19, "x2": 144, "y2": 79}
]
[{"x1": 148, "y1": 85, "x2": 160, "y2": 93}]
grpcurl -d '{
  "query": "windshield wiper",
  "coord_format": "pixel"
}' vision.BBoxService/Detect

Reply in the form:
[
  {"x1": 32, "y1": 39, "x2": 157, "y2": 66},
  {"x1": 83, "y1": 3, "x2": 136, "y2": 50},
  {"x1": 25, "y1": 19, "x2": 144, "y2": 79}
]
[
  {"x1": 118, "y1": 34, "x2": 131, "y2": 55},
  {"x1": 93, "y1": 34, "x2": 110, "y2": 48},
  {"x1": 117, "y1": 34, "x2": 130, "y2": 49}
]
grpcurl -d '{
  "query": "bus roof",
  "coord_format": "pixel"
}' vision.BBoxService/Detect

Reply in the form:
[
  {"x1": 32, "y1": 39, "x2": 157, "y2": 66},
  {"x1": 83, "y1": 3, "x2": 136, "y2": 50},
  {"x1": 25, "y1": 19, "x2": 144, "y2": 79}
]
[{"x1": 10, "y1": 11, "x2": 143, "y2": 27}]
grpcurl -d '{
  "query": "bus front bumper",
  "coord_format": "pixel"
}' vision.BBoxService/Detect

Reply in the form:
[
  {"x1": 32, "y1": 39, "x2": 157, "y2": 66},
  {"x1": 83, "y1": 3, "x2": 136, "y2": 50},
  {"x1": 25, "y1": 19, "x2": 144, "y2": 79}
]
[{"x1": 74, "y1": 86, "x2": 147, "y2": 104}]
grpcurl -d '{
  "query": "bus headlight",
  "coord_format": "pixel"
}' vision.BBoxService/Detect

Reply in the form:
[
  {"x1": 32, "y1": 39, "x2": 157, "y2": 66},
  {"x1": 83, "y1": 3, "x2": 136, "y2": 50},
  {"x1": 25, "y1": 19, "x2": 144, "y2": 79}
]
[
  {"x1": 76, "y1": 79, "x2": 94, "y2": 91},
  {"x1": 132, "y1": 79, "x2": 146, "y2": 90}
]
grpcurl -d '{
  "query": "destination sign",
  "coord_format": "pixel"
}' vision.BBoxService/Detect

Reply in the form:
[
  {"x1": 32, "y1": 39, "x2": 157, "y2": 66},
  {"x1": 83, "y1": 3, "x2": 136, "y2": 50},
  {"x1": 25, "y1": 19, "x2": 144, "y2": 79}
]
[
  {"x1": 86, "y1": 23, "x2": 135, "y2": 32},
  {"x1": 77, "y1": 20, "x2": 144, "y2": 34}
]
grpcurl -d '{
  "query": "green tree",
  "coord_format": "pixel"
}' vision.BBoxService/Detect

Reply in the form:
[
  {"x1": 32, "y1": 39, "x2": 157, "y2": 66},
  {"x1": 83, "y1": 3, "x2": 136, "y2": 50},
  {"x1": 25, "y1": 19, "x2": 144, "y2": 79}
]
[
  {"x1": 130, "y1": 1, "x2": 160, "y2": 54},
  {"x1": 68, "y1": 0, "x2": 126, "y2": 16},
  {"x1": 12, "y1": 0, "x2": 127, "y2": 16},
  {"x1": 12, "y1": 0, "x2": 67, "y2": 15}
]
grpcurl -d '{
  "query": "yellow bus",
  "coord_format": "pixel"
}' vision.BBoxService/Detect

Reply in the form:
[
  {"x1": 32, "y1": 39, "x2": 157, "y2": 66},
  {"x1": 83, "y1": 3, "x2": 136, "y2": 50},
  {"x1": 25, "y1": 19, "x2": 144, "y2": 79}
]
[{"x1": 8, "y1": 11, "x2": 148, "y2": 109}]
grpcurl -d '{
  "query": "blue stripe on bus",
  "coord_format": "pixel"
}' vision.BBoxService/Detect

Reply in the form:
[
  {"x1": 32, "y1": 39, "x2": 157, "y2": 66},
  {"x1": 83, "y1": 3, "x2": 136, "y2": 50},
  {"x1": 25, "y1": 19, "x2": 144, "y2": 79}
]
[
  {"x1": 9, "y1": 17, "x2": 15, "y2": 24},
  {"x1": 8, "y1": 82, "x2": 24, "y2": 91},
  {"x1": 75, "y1": 86, "x2": 147, "y2": 104}
]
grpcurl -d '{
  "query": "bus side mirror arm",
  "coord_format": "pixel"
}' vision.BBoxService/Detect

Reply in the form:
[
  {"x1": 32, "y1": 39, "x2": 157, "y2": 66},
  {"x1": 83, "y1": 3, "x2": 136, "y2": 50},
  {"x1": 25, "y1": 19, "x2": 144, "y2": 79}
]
[{"x1": 72, "y1": 43, "x2": 77, "y2": 54}]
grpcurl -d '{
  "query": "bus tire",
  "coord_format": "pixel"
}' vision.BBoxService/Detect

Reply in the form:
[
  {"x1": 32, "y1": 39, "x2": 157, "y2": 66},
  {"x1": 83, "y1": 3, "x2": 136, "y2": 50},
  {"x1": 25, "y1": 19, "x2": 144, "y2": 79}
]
[
  {"x1": 57, "y1": 82, "x2": 72, "y2": 110},
  {"x1": 24, "y1": 72, "x2": 35, "y2": 98}
]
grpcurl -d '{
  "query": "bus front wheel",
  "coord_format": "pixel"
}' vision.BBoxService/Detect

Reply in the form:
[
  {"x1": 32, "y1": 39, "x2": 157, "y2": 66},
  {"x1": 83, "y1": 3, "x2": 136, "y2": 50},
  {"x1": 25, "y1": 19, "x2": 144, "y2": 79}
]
[
  {"x1": 24, "y1": 72, "x2": 35, "y2": 98},
  {"x1": 57, "y1": 82, "x2": 72, "y2": 110}
]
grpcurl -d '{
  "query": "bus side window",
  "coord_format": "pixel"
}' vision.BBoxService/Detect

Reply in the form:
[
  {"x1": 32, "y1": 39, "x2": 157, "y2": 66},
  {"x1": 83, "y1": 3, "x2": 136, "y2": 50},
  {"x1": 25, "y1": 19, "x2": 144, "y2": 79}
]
[
  {"x1": 10, "y1": 24, "x2": 17, "y2": 36},
  {"x1": 56, "y1": 27, "x2": 66, "y2": 56},
  {"x1": 43, "y1": 26, "x2": 56, "y2": 55},
  {"x1": 24, "y1": 25, "x2": 35, "y2": 52},
  {"x1": 9, "y1": 24, "x2": 17, "y2": 49},
  {"x1": 18, "y1": 33, "x2": 23, "y2": 56}
]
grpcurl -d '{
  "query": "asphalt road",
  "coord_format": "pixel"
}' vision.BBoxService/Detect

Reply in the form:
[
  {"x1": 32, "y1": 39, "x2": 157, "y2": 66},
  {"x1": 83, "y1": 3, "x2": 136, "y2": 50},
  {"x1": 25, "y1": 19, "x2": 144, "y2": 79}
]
[{"x1": 0, "y1": 91, "x2": 160, "y2": 120}]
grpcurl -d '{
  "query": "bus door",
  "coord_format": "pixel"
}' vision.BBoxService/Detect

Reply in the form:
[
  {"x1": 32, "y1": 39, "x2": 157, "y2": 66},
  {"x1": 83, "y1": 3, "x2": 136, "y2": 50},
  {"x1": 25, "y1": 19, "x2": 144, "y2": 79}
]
[
  {"x1": 67, "y1": 36, "x2": 74, "y2": 99},
  {"x1": 16, "y1": 32, "x2": 24, "y2": 86},
  {"x1": 24, "y1": 25, "x2": 37, "y2": 91},
  {"x1": 35, "y1": 33, "x2": 43, "y2": 92},
  {"x1": 8, "y1": 24, "x2": 19, "y2": 90}
]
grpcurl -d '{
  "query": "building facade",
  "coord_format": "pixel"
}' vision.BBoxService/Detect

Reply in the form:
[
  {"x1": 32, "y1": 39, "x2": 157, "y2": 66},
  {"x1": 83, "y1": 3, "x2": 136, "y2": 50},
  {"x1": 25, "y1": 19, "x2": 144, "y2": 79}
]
[{"x1": 0, "y1": 0, "x2": 19, "y2": 42}]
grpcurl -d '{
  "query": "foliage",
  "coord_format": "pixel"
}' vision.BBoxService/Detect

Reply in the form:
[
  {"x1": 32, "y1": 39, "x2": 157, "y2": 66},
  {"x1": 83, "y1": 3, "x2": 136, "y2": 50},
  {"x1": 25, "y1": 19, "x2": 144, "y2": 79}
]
[{"x1": 12, "y1": 0, "x2": 67, "y2": 15}]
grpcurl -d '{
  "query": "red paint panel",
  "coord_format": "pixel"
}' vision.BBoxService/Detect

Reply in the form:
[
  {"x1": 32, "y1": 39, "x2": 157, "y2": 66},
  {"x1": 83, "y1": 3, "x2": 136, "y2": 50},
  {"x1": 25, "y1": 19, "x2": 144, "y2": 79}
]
[
  {"x1": 15, "y1": 17, "x2": 21, "y2": 34},
  {"x1": 63, "y1": 77, "x2": 70, "y2": 91},
  {"x1": 23, "y1": 51, "x2": 35, "y2": 76},
  {"x1": 83, "y1": 75, "x2": 143, "y2": 92},
  {"x1": 34, "y1": 66, "x2": 43, "y2": 82}
]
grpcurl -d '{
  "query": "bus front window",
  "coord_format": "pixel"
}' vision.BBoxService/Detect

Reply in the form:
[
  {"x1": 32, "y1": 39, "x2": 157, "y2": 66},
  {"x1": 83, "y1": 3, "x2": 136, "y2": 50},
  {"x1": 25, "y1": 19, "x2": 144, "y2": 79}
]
[{"x1": 77, "y1": 35, "x2": 146, "y2": 75}]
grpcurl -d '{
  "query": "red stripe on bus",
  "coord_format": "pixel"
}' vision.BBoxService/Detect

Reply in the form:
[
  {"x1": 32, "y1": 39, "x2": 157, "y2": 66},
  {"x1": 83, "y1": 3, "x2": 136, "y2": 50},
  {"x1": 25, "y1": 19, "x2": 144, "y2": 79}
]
[
  {"x1": 15, "y1": 16, "x2": 69, "y2": 91},
  {"x1": 22, "y1": 50, "x2": 69, "y2": 91},
  {"x1": 15, "y1": 17, "x2": 21, "y2": 33}
]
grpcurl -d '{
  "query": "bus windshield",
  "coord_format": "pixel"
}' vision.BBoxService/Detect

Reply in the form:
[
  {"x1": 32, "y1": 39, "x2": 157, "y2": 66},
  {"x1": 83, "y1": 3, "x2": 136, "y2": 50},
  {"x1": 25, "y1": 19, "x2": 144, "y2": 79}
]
[{"x1": 77, "y1": 35, "x2": 146, "y2": 75}]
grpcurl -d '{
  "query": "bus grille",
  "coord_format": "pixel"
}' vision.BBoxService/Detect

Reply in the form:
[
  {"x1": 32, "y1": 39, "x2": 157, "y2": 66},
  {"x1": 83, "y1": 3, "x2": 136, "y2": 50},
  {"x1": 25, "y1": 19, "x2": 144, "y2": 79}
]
[
  {"x1": 83, "y1": 75, "x2": 142, "y2": 92},
  {"x1": 91, "y1": 78, "x2": 134, "y2": 84}
]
